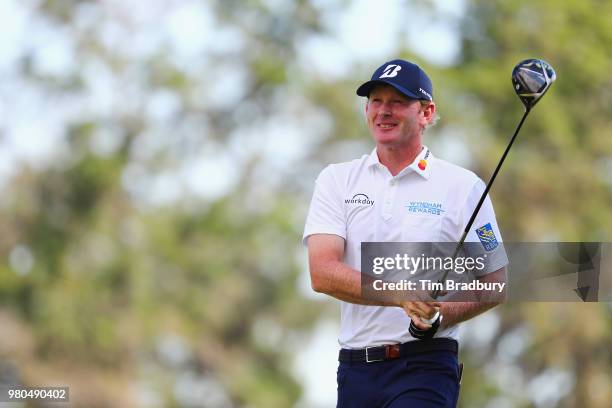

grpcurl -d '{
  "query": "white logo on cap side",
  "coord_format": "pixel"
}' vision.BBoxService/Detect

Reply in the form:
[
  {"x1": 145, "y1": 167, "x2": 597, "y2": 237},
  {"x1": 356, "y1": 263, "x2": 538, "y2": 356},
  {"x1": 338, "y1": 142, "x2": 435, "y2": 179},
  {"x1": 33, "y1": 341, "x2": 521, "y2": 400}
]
[
  {"x1": 379, "y1": 64, "x2": 402, "y2": 78},
  {"x1": 419, "y1": 87, "x2": 432, "y2": 100}
]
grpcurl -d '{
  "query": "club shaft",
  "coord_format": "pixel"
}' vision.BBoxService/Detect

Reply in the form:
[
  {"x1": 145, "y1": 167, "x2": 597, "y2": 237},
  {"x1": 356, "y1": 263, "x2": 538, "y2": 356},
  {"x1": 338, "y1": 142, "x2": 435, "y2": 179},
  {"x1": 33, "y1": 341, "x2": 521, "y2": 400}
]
[{"x1": 431, "y1": 108, "x2": 531, "y2": 299}]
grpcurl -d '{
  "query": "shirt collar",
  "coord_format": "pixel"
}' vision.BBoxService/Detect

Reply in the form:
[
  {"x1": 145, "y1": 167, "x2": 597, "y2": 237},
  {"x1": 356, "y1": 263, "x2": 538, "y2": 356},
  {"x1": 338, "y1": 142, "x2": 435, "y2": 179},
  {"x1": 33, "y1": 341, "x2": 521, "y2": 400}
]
[
  {"x1": 367, "y1": 146, "x2": 433, "y2": 180},
  {"x1": 366, "y1": 148, "x2": 381, "y2": 168},
  {"x1": 405, "y1": 145, "x2": 432, "y2": 179}
]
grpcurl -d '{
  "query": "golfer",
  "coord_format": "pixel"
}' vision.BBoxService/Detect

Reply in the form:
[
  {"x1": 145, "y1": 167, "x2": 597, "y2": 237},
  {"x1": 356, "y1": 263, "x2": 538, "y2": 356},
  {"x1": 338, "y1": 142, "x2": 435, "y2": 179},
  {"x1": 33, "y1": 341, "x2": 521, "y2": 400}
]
[{"x1": 303, "y1": 59, "x2": 508, "y2": 407}]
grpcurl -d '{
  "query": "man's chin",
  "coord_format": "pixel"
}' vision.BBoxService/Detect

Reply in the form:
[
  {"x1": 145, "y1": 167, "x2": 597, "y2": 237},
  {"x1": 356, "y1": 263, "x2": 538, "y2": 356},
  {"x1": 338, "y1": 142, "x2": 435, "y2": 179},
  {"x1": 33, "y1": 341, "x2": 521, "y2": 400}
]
[{"x1": 374, "y1": 134, "x2": 400, "y2": 146}]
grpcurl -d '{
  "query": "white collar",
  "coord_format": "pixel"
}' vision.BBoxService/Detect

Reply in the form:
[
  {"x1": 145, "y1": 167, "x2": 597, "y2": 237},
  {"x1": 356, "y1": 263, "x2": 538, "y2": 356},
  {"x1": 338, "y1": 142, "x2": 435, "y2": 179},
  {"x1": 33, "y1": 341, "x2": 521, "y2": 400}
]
[{"x1": 366, "y1": 146, "x2": 433, "y2": 180}]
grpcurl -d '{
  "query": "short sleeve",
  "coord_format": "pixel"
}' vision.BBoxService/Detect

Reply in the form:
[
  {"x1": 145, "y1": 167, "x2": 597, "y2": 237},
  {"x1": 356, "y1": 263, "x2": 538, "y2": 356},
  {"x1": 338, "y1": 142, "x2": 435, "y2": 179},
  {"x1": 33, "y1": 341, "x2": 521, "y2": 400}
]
[
  {"x1": 302, "y1": 165, "x2": 346, "y2": 246},
  {"x1": 462, "y1": 179, "x2": 509, "y2": 275}
]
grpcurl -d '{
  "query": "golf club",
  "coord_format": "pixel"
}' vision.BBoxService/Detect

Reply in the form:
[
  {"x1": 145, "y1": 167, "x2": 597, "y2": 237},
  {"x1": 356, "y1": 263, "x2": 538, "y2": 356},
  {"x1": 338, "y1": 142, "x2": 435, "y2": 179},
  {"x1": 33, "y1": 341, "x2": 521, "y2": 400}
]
[{"x1": 410, "y1": 59, "x2": 556, "y2": 339}]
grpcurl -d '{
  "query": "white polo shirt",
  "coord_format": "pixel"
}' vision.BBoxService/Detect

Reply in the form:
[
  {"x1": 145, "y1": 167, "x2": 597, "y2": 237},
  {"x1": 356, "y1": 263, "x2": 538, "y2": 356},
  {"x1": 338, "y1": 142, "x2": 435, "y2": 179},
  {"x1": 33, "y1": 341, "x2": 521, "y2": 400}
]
[{"x1": 303, "y1": 146, "x2": 508, "y2": 349}]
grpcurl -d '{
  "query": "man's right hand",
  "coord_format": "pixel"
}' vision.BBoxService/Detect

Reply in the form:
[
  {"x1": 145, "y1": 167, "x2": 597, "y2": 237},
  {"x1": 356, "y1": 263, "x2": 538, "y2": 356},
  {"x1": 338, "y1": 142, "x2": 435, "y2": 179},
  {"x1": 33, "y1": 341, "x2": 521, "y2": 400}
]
[{"x1": 400, "y1": 301, "x2": 441, "y2": 330}]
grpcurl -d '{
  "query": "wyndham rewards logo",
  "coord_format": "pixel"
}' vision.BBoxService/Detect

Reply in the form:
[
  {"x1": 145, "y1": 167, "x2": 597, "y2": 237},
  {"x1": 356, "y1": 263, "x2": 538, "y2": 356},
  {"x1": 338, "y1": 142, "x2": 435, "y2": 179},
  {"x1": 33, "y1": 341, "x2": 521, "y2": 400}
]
[
  {"x1": 475, "y1": 223, "x2": 499, "y2": 251},
  {"x1": 405, "y1": 201, "x2": 444, "y2": 215},
  {"x1": 345, "y1": 193, "x2": 374, "y2": 206}
]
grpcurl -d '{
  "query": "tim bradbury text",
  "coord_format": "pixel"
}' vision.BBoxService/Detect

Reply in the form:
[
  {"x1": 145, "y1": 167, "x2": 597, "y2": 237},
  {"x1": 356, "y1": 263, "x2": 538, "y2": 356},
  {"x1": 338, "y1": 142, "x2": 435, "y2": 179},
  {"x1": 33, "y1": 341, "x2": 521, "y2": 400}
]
[{"x1": 372, "y1": 279, "x2": 506, "y2": 293}]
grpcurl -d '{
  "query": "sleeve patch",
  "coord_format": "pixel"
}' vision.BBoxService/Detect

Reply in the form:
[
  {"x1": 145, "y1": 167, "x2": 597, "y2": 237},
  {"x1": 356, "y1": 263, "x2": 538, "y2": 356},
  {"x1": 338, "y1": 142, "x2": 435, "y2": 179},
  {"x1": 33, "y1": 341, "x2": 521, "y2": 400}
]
[{"x1": 475, "y1": 223, "x2": 499, "y2": 251}]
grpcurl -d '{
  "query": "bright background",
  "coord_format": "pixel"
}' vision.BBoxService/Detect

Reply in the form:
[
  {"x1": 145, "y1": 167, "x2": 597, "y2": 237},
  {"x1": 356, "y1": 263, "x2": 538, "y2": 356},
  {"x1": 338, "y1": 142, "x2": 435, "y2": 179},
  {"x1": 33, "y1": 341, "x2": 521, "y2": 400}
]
[{"x1": 1, "y1": 0, "x2": 611, "y2": 407}]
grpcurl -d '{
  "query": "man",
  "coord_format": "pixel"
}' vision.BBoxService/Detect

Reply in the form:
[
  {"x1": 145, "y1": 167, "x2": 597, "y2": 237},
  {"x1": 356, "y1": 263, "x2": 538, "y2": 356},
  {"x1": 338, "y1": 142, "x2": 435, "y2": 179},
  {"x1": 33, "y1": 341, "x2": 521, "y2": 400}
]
[{"x1": 303, "y1": 59, "x2": 508, "y2": 407}]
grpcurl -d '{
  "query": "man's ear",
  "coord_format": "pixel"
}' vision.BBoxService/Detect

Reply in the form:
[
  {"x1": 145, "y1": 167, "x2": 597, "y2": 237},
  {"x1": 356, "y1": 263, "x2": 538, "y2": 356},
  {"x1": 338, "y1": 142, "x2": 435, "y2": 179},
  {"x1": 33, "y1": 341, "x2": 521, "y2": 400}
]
[{"x1": 422, "y1": 102, "x2": 436, "y2": 124}]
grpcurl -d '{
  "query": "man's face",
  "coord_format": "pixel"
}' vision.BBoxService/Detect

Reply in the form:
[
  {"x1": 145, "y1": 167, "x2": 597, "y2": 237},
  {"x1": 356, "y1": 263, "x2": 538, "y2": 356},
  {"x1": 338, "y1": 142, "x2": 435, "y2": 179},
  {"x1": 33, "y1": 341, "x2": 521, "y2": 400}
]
[{"x1": 365, "y1": 85, "x2": 431, "y2": 148}]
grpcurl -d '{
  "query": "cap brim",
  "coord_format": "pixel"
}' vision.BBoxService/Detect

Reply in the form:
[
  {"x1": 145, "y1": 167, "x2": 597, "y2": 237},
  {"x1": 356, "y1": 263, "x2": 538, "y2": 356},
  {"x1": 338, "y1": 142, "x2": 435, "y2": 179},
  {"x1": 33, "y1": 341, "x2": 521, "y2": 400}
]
[{"x1": 356, "y1": 80, "x2": 422, "y2": 100}]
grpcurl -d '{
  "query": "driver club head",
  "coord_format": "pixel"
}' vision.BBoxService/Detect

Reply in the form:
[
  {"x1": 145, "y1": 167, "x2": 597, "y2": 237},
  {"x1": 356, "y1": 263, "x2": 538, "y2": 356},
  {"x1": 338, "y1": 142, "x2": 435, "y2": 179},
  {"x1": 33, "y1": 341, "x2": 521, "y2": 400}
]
[{"x1": 512, "y1": 59, "x2": 556, "y2": 110}]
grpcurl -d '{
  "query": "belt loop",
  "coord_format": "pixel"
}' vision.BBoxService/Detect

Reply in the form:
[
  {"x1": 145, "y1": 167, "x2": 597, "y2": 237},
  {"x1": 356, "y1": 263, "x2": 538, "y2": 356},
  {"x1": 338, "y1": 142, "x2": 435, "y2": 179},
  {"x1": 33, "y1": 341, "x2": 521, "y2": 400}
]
[{"x1": 386, "y1": 344, "x2": 401, "y2": 359}]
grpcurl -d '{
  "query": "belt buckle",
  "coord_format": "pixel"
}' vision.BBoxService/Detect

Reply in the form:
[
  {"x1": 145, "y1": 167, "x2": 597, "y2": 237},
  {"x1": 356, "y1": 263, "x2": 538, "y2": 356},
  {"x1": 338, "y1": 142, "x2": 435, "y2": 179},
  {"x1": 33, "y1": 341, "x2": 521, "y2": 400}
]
[{"x1": 365, "y1": 347, "x2": 383, "y2": 363}]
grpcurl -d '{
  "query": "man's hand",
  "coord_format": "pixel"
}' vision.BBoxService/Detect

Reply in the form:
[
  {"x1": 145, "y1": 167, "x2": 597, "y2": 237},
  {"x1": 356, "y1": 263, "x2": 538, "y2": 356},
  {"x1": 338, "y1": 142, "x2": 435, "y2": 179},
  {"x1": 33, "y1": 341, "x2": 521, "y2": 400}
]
[
  {"x1": 403, "y1": 300, "x2": 442, "y2": 340},
  {"x1": 400, "y1": 300, "x2": 441, "y2": 330},
  {"x1": 399, "y1": 291, "x2": 442, "y2": 340}
]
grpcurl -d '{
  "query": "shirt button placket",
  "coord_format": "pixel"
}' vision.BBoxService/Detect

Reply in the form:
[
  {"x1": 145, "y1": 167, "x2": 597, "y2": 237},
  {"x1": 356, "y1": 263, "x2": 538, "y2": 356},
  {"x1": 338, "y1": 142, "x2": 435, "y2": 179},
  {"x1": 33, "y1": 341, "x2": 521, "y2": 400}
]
[{"x1": 383, "y1": 179, "x2": 396, "y2": 221}]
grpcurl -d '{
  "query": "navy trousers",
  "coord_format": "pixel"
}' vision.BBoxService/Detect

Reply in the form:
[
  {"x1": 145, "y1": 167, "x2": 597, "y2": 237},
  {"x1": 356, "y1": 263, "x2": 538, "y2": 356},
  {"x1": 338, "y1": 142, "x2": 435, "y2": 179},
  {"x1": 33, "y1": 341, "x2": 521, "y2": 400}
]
[{"x1": 337, "y1": 350, "x2": 461, "y2": 407}]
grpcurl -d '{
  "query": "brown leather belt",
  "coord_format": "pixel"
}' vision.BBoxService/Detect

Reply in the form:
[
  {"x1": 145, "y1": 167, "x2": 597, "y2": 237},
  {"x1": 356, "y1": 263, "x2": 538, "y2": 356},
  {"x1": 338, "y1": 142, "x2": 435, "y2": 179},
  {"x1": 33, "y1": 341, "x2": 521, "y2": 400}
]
[{"x1": 338, "y1": 338, "x2": 458, "y2": 363}]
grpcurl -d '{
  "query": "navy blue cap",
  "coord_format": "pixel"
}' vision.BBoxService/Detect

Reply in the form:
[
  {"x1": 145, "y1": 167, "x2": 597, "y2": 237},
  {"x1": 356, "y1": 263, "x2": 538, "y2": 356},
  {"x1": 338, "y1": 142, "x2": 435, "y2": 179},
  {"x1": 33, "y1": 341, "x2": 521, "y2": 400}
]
[{"x1": 356, "y1": 59, "x2": 433, "y2": 101}]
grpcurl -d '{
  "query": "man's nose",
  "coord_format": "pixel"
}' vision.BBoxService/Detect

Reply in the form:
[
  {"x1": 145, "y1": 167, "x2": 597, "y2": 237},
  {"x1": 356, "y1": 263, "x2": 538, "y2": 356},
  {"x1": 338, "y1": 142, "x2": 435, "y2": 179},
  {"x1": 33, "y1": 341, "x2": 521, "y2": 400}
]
[
  {"x1": 378, "y1": 104, "x2": 392, "y2": 116},
  {"x1": 378, "y1": 107, "x2": 391, "y2": 116}
]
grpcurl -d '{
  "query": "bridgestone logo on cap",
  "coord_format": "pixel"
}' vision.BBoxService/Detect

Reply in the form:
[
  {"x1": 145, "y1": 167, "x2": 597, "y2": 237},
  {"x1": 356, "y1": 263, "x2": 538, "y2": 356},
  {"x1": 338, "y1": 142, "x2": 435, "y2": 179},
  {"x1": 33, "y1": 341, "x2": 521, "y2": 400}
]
[{"x1": 380, "y1": 64, "x2": 402, "y2": 78}]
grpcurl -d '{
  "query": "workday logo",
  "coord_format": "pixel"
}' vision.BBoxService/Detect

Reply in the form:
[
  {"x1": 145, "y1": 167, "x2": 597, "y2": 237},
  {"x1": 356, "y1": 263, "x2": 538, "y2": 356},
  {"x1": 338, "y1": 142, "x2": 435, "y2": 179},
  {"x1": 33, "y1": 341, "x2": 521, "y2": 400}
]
[
  {"x1": 345, "y1": 193, "x2": 374, "y2": 206},
  {"x1": 379, "y1": 64, "x2": 402, "y2": 79}
]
